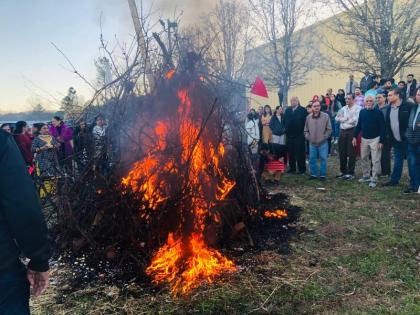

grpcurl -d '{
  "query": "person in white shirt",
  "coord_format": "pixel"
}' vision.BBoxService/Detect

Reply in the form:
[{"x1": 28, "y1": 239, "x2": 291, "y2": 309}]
[
  {"x1": 245, "y1": 109, "x2": 260, "y2": 168},
  {"x1": 335, "y1": 94, "x2": 361, "y2": 179},
  {"x1": 92, "y1": 115, "x2": 108, "y2": 174}
]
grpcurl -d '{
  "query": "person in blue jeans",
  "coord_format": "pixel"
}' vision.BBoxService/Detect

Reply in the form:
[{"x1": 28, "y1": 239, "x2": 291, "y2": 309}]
[
  {"x1": 405, "y1": 89, "x2": 420, "y2": 193},
  {"x1": 304, "y1": 101, "x2": 332, "y2": 181},
  {"x1": 383, "y1": 89, "x2": 413, "y2": 187}
]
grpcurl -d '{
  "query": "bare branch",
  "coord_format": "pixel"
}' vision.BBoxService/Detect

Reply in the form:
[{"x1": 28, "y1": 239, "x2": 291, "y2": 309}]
[{"x1": 323, "y1": 0, "x2": 420, "y2": 77}]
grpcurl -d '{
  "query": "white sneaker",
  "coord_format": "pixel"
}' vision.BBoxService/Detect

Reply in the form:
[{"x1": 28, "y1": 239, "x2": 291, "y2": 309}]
[
  {"x1": 344, "y1": 174, "x2": 355, "y2": 180},
  {"x1": 358, "y1": 177, "x2": 370, "y2": 183},
  {"x1": 369, "y1": 181, "x2": 377, "y2": 188}
]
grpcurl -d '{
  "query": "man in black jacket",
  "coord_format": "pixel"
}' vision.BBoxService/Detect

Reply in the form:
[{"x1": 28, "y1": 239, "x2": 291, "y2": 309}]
[
  {"x1": 405, "y1": 88, "x2": 420, "y2": 194},
  {"x1": 283, "y1": 96, "x2": 308, "y2": 174},
  {"x1": 406, "y1": 74, "x2": 417, "y2": 99},
  {"x1": 360, "y1": 71, "x2": 373, "y2": 94},
  {"x1": 0, "y1": 129, "x2": 51, "y2": 314},
  {"x1": 383, "y1": 89, "x2": 413, "y2": 187}
]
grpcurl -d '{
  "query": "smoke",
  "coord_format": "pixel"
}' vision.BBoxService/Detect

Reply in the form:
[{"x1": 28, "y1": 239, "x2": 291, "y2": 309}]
[
  {"x1": 94, "y1": 0, "x2": 217, "y2": 28},
  {"x1": 155, "y1": 0, "x2": 216, "y2": 23}
]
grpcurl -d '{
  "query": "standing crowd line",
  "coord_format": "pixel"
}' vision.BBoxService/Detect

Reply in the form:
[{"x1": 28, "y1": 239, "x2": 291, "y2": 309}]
[
  {"x1": 0, "y1": 114, "x2": 110, "y2": 313},
  {"x1": 1, "y1": 114, "x2": 110, "y2": 181},
  {"x1": 245, "y1": 73, "x2": 420, "y2": 194}
]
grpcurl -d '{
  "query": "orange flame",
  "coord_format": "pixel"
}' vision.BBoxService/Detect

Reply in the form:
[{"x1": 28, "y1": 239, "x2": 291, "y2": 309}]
[
  {"x1": 263, "y1": 209, "x2": 288, "y2": 219},
  {"x1": 146, "y1": 232, "x2": 235, "y2": 296},
  {"x1": 122, "y1": 86, "x2": 236, "y2": 295},
  {"x1": 165, "y1": 68, "x2": 176, "y2": 80}
]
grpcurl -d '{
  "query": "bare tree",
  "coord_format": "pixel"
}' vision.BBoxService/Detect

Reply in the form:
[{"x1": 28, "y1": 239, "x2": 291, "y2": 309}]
[
  {"x1": 203, "y1": 0, "x2": 253, "y2": 82},
  {"x1": 94, "y1": 57, "x2": 113, "y2": 88},
  {"x1": 61, "y1": 87, "x2": 80, "y2": 119},
  {"x1": 248, "y1": 0, "x2": 320, "y2": 105},
  {"x1": 325, "y1": 0, "x2": 420, "y2": 78}
]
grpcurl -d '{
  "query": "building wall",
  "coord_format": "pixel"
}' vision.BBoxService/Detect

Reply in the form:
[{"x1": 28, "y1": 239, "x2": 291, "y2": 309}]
[{"x1": 245, "y1": 13, "x2": 420, "y2": 110}]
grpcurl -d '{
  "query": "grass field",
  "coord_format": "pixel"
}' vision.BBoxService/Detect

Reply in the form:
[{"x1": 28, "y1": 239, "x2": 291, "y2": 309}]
[{"x1": 32, "y1": 160, "x2": 420, "y2": 315}]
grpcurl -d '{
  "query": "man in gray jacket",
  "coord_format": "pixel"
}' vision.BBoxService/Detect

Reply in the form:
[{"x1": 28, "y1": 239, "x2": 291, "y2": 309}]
[{"x1": 304, "y1": 101, "x2": 332, "y2": 181}]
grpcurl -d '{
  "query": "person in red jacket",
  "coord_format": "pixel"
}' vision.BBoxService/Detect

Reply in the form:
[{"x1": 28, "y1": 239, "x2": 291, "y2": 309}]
[{"x1": 13, "y1": 121, "x2": 33, "y2": 167}]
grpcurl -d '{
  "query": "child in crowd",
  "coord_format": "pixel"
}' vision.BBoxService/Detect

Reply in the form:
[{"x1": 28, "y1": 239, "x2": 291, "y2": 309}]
[{"x1": 259, "y1": 144, "x2": 285, "y2": 185}]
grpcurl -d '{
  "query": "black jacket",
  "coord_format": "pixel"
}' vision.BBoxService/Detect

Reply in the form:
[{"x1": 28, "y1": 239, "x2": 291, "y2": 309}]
[
  {"x1": 0, "y1": 130, "x2": 50, "y2": 272},
  {"x1": 360, "y1": 75, "x2": 373, "y2": 93},
  {"x1": 269, "y1": 115, "x2": 285, "y2": 136},
  {"x1": 385, "y1": 101, "x2": 412, "y2": 143},
  {"x1": 406, "y1": 103, "x2": 420, "y2": 145},
  {"x1": 283, "y1": 105, "x2": 308, "y2": 138},
  {"x1": 407, "y1": 79, "x2": 417, "y2": 98}
]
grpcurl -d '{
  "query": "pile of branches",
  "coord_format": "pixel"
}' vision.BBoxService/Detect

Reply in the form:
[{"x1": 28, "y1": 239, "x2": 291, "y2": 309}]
[{"x1": 40, "y1": 53, "x2": 264, "y2": 283}]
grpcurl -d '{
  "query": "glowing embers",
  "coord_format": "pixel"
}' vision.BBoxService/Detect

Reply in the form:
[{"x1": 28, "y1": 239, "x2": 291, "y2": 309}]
[
  {"x1": 263, "y1": 209, "x2": 288, "y2": 219},
  {"x1": 146, "y1": 232, "x2": 235, "y2": 296}
]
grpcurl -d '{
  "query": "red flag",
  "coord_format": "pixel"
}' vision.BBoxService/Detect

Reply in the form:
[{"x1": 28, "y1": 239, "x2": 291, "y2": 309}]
[{"x1": 251, "y1": 76, "x2": 268, "y2": 98}]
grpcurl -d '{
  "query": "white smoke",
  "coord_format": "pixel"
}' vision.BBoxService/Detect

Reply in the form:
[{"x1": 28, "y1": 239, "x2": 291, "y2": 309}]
[{"x1": 94, "y1": 0, "x2": 217, "y2": 27}]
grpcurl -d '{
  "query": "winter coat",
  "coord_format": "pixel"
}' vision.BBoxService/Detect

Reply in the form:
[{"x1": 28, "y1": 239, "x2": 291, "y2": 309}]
[
  {"x1": 406, "y1": 103, "x2": 420, "y2": 145},
  {"x1": 304, "y1": 112, "x2": 332, "y2": 146},
  {"x1": 13, "y1": 133, "x2": 33, "y2": 165},
  {"x1": 407, "y1": 79, "x2": 417, "y2": 98},
  {"x1": 269, "y1": 115, "x2": 285, "y2": 136},
  {"x1": 0, "y1": 130, "x2": 51, "y2": 272},
  {"x1": 360, "y1": 75, "x2": 373, "y2": 93},
  {"x1": 386, "y1": 101, "x2": 413, "y2": 143},
  {"x1": 245, "y1": 119, "x2": 260, "y2": 146},
  {"x1": 283, "y1": 105, "x2": 308, "y2": 138},
  {"x1": 49, "y1": 123, "x2": 73, "y2": 158}
]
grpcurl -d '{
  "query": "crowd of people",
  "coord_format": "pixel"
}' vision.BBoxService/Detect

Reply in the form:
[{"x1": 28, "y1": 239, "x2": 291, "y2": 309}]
[
  {"x1": 0, "y1": 115, "x2": 109, "y2": 180},
  {"x1": 0, "y1": 71, "x2": 418, "y2": 314},
  {"x1": 246, "y1": 73, "x2": 420, "y2": 194},
  {"x1": 0, "y1": 114, "x2": 111, "y2": 313}
]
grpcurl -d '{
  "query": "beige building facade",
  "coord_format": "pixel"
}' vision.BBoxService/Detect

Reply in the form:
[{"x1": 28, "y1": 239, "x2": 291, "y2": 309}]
[{"x1": 245, "y1": 13, "x2": 420, "y2": 109}]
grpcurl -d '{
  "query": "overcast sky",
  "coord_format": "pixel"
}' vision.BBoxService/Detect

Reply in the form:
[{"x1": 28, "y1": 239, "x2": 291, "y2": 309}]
[{"x1": 0, "y1": 0, "x2": 216, "y2": 112}]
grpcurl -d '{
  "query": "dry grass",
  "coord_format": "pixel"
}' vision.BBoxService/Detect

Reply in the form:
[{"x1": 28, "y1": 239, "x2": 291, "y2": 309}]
[{"x1": 32, "y1": 159, "x2": 420, "y2": 314}]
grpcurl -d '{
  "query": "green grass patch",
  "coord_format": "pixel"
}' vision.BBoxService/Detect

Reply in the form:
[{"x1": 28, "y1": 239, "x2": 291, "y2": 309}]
[{"x1": 32, "y1": 160, "x2": 420, "y2": 314}]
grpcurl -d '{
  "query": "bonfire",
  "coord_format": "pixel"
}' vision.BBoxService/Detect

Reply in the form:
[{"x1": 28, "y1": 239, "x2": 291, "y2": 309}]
[{"x1": 121, "y1": 73, "x2": 238, "y2": 295}]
